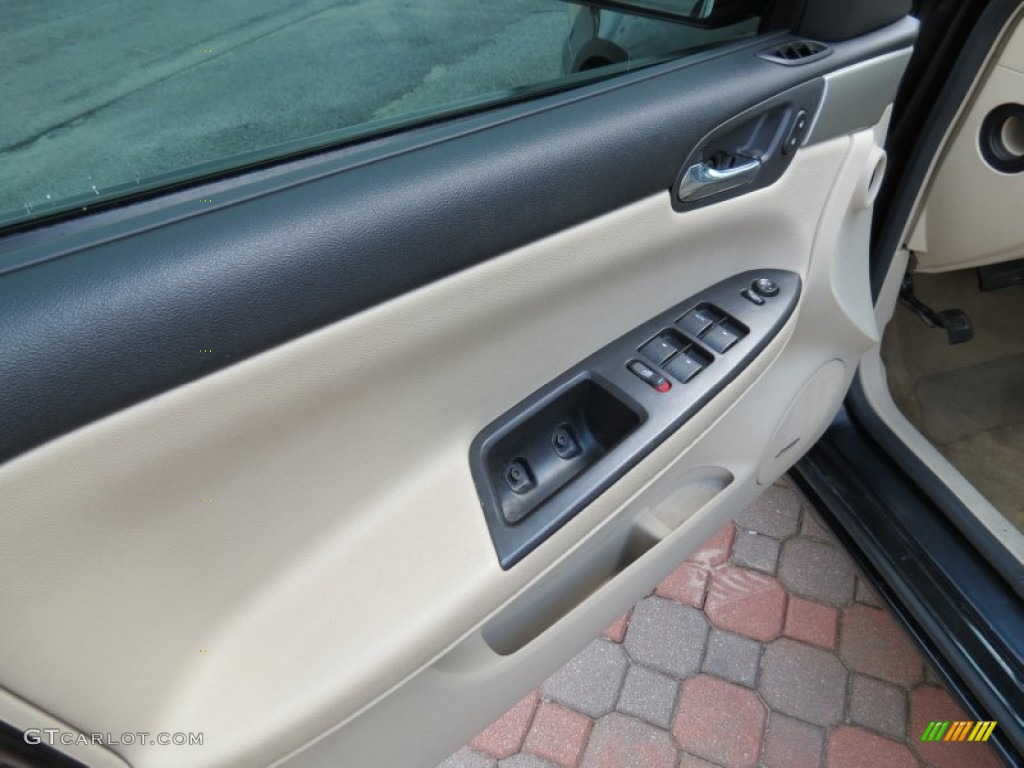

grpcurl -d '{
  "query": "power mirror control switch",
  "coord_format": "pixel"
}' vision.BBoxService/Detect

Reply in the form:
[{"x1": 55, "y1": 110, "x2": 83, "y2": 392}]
[
  {"x1": 752, "y1": 277, "x2": 780, "y2": 297},
  {"x1": 628, "y1": 360, "x2": 671, "y2": 392},
  {"x1": 679, "y1": 308, "x2": 716, "y2": 338}
]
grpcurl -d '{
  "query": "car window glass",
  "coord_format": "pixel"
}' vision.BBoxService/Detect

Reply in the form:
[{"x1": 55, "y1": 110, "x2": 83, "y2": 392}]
[{"x1": 1, "y1": 1, "x2": 767, "y2": 230}]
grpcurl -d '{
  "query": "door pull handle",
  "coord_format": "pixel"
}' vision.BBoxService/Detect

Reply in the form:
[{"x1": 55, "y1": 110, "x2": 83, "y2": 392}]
[{"x1": 678, "y1": 156, "x2": 762, "y2": 202}]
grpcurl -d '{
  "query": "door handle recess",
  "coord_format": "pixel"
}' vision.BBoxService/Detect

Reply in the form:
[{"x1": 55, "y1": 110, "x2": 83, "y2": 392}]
[{"x1": 678, "y1": 156, "x2": 762, "y2": 202}]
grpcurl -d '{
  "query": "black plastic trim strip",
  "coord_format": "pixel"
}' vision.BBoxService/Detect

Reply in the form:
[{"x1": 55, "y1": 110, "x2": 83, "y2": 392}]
[
  {"x1": 0, "y1": 19, "x2": 917, "y2": 465},
  {"x1": 846, "y1": 378, "x2": 1024, "y2": 600},
  {"x1": 0, "y1": 721, "x2": 87, "y2": 768},
  {"x1": 793, "y1": 413, "x2": 1024, "y2": 764}
]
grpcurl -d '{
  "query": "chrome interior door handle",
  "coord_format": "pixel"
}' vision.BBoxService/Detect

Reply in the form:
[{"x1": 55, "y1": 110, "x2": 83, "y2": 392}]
[{"x1": 678, "y1": 156, "x2": 762, "y2": 202}]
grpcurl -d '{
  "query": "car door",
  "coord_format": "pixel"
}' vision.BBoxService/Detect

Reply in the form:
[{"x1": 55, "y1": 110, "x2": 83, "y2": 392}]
[{"x1": 0, "y1": 2, "x2": 916, "y2": 767}]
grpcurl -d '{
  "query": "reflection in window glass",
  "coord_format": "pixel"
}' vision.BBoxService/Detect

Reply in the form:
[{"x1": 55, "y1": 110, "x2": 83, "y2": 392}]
[{"x1": 0, "y1": 1, "x2": 762, "y2": 228}]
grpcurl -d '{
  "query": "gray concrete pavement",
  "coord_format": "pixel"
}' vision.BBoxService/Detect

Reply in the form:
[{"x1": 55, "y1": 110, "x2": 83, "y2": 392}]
[{"x1": 1, "y1": 0, "x2": 568, "y2": 221}]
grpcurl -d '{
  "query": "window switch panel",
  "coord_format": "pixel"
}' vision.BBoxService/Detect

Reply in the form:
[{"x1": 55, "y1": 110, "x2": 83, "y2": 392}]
[{"x1": 471, "y1": 269, "x2": 800, "y2": 569}]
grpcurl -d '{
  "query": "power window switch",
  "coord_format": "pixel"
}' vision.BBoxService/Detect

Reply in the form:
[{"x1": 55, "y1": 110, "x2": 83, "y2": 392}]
[
  {"x1": 628, "y1": 360, "x2": 671, "y2": 393},
  {"x1": 702, "y1": 324, "x2": 741, "y2": 353},
  {"x1": 639, "y1": 335, "x2": 681, "y2": 365},
  {"x1": 679, "y1": 308, "x2": 717, "y2": 338},
  {"x1": 664, "y1": 350, "x2": 705, "y2": 383}
]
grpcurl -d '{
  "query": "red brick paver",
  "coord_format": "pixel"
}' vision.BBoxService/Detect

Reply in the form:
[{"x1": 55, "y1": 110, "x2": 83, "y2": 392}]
[
  {"x1": 678, "y1": 756, "x2": 720, "y2": 768},
  {"x1": 469, "y1": 690, "x2": 539, "y2": 759},
  {"x1": 655, "y1": 561, "x2": 709, "y2": 608},
  {"x1": 686, "y1": 522, "x2": 735, "y2": 568},
  {"x1": 704, "y1": 566, "x2": 787, "y2": 641},
  {"x1": 784, "y1": 595, "x2": 838, "y2": 649},
  {"x1": 673, "y1": 674, "x2": 766, "y2": 768},
  {"x1": 523, "y1": 701, "x2": 592, "y2": 768},
  {"x1": 839, "y1": 604, "x2": 924, "y2": 687},
  {"x1": 600, "y1": 609, "x2": 631, "y2": 643},
  {"x1": 826, "y1": 725, "x2": 918, "y2": 768},
  {"x1": 908, "y1": 685, "x2": 1003, "y2": 768}
]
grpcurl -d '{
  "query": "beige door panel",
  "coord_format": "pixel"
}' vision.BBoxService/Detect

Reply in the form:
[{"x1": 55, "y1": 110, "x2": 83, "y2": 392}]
[
  {"x1": 0, "y1": 119, "x2": 886, "y2": 768},
  {"x1": 909, "y1": 12, "x2": 1024, "y2": 272}
]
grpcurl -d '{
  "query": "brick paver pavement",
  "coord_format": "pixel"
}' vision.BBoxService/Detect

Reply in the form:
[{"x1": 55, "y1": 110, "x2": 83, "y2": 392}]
[{"x1": 439, "y1": 476, "x2": 1003, "y2": 768}]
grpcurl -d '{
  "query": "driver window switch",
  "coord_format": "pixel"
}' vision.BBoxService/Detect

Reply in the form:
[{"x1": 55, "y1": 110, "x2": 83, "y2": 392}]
[{"x1": 679, "y1": 307, "x2": 718, "y2": 338}]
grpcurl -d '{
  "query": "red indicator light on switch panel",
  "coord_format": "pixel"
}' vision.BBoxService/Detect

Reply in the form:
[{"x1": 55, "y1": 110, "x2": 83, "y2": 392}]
[{"x1": 628, "y1": 360, "x2": 671, "y2": 393}]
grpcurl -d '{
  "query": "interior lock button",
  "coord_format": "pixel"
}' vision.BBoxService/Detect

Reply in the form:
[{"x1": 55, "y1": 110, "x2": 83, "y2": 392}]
[
  {"x1": 783, "y1": 110, "x2": 808, "y2": 155},
  {"x1": 552, "y1": 424, "x2": 582, "y2": 459},
  {"x1": 504, "y1": 459, "x2": 535, "y2": 495}
]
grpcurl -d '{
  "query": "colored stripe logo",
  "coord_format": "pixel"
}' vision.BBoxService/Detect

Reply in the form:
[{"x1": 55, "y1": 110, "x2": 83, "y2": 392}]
[{"x1": 920, "y1": 721, "x2": 997, "y2": 742}]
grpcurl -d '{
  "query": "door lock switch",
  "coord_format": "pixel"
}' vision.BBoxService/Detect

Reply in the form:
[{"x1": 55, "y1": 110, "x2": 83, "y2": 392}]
[
  {"x1": 504, "y1": 459, "x2": 535, "y2": 495},
  {"x1": 741, "y1": 289, "x2": 765, "y2": 305},
  {"x1": 551, "y1": 424, "x2": 582, "y2": 460},
  {"x1": 628, "y1": 360, "x2": 671, "y2": 392},
  {"x1": 782, "y1": 110, "x2": 809, "y2": 155},
  {"x1": 639, "y1": 335, "x2": 681, "y2": 365}
]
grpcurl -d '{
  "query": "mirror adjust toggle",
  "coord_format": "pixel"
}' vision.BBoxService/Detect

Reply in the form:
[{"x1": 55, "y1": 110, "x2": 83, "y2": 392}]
[
  {"x1": 628, "y1": 360, "x2": 671, "y2": 393},
  {"x1": 639, "y1": 335, "x2": 681, "y2": 365},
  {"x1": 702, "y1": 324, "x2": 740, "y2": 353},
  {"x1": 752, "y1": 277, "x2": 780, "y2": 297},
  {"x1": 665, "y1": 350, "x2": 704, "y2": 383},
  {"x1": 679, "y1": 308, "x2": 717, "y2": 338}
]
